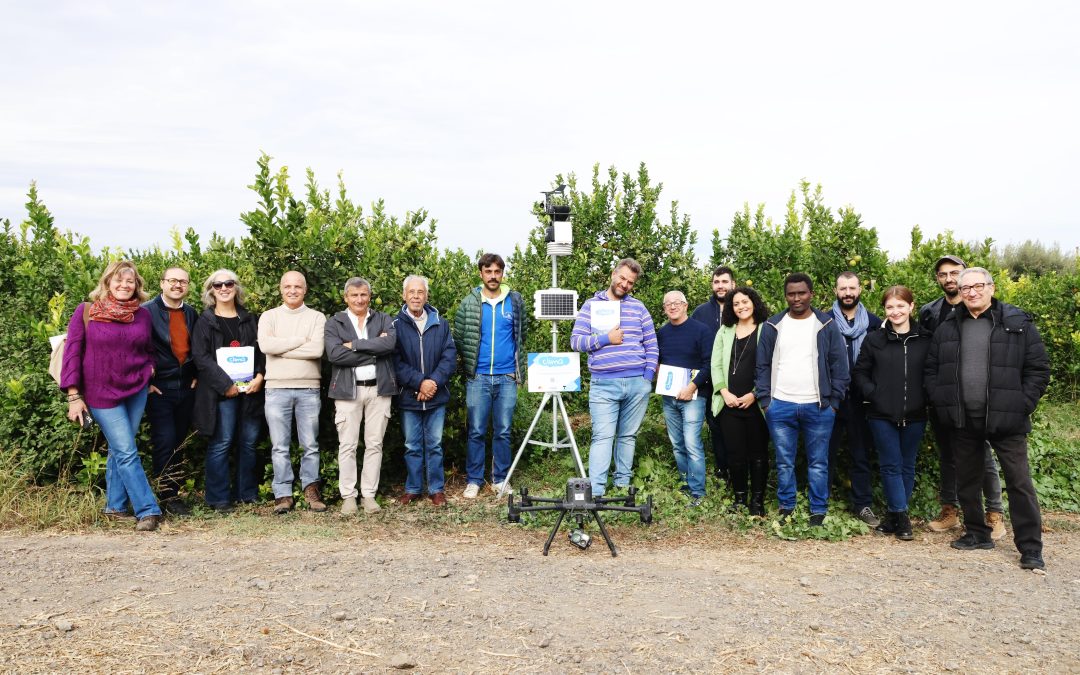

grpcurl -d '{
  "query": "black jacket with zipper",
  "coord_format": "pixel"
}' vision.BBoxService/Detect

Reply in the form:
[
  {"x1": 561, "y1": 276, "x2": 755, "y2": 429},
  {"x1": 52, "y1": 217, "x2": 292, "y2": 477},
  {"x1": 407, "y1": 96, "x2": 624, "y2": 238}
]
[
  {"x1": 923, "y1": 298, "x2": 1050, "y2": 435},
  {"x1": 852, "y1": 321, "x2": 932, "y2": 425}
]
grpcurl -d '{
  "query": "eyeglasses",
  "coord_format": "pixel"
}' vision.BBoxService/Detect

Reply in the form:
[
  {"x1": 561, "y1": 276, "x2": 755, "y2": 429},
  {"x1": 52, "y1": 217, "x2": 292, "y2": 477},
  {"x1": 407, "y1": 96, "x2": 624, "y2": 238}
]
[
  {"x1": 959, "y1": 282, "x2": 991, "y2": 294},
  {"x1": 936, "y1": 270, "x2": 962, "y2": 279},
  {"x1": 664, "y1": 301, "x2": 687, "y2": 308},
  {"x1": 211, "y1": 280, "x2": 237, "y2": 290},
  {"x1": 163, "y1": 278, "x2": 190, "y2": 286}
]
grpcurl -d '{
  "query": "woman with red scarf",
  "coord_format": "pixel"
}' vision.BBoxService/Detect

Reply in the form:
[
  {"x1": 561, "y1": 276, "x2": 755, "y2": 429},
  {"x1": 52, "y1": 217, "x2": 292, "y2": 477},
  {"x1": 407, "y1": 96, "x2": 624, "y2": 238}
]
[{"x1": 61, "y1": 260, "x2": 161, "y2": 531}]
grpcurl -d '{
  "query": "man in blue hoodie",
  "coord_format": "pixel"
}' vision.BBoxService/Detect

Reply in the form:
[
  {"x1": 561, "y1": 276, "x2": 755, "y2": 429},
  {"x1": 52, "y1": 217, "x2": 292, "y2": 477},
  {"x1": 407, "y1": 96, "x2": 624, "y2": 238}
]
[
  {"x1": 452, "y1": 253, "x2": 525, "y2": 498},
  {"x1": 393, "y1": 275, "x2": 457, "y2": 507},
  {"x1": 756, "y1": 273, "x2": 850, "y2": 526}
]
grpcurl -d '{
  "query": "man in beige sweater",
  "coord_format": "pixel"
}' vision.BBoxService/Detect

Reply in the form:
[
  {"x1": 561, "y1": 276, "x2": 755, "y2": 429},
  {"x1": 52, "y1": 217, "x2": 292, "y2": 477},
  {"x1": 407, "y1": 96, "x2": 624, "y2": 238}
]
[{"x1": 258, "y1": 271, "x2": 327, "y2": 514}]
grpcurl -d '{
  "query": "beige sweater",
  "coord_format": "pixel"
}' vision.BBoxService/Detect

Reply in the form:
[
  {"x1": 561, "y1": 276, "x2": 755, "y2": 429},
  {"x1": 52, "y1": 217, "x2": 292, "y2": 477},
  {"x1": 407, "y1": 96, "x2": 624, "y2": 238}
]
[{"x1": 257, "y1": 304, "x2": 327, "y2": 389}]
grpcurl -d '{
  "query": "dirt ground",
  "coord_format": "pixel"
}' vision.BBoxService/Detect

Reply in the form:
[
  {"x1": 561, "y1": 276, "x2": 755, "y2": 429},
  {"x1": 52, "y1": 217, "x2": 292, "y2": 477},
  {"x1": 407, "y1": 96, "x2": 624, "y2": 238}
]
[{"x1": 2, "y1": 512, "x2": 1079, "y2": 674}]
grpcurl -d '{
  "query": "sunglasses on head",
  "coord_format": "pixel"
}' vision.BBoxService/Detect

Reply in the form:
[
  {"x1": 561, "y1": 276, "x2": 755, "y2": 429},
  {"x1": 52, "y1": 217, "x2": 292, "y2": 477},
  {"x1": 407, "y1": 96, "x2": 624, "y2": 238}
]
[{"x1": 211, "y1": 280, "x2": 237, "y2": 290}]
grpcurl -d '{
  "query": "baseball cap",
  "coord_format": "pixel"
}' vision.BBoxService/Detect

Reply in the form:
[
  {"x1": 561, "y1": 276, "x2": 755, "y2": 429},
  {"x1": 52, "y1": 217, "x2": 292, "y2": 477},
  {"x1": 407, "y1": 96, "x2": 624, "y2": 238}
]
[{"x1": 934, "y1": 255, "x2": 966, "y2": 272}]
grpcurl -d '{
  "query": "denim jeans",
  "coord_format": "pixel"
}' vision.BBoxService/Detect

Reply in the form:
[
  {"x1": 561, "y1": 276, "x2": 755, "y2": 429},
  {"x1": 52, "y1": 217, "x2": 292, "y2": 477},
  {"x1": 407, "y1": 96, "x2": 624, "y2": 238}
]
[
  {"x1": 264, "y1": 388, "x2": 322, "y2": 498},
  {"x1": 765, "y1": 399, "x2": 835, "y2": 514},
  {"x1": 402, "y1": 406, "x2": 447, "y2": 495},
  {"x1": 465, "y1": 374, "x2": 518, "y2": 485},
  {"x1": 662, "y1": 396, "x2": 706, "y2": 497},
  {"x1": 868, "y1": 418, "x2": 926, "y2": 512},
  {"x1": 587, "y1": 376, "x2": 652, "y2": 497},
  {"x1": 145, "y1": 382, "x2": 195, "y2": 501},
  {"x1": 204, "y1": 397, "x2": 262, "y2": 507},
  {"x1": 92, "y1": 387, "x2": 161, "y2": 519}
]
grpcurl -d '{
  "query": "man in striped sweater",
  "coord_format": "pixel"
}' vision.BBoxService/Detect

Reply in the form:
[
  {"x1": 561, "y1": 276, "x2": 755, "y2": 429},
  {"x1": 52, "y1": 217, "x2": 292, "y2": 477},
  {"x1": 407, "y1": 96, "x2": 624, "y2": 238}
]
[{"x1": 571, "y1": 258, "x2": 659, "y2": 498}]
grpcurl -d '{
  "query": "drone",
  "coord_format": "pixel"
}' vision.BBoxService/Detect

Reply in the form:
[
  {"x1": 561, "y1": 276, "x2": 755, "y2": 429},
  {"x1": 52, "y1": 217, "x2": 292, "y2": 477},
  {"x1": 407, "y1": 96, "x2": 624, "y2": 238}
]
[{"x1": 507, "y1": 478, "x2": 653, "y2": 557}]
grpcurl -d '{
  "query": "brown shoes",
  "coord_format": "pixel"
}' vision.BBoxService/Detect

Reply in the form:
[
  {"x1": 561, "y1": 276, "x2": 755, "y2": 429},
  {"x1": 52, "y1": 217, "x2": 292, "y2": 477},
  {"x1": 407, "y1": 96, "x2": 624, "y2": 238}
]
[
  {"x1": 399, "y1": 492, "x2": 420, "y2": 506},
  {"x1": 987, "y1": 511, "x2": 1007, "y2": 540},
  {"x1": 273, "y1": 496, "x2": 294, "y2": 515},
  {"x1": 430, "y1": 492, "x2": 447, "y2": 507},
  {"x1": 135, "y1": 515, "x2": 160, "y2": 532},
  {"x1": 928, "y1": 504, "x2": 961, "y2": 532},
  {"x1": 303, "y1": 483, "x2": 327, "y2": 512}
]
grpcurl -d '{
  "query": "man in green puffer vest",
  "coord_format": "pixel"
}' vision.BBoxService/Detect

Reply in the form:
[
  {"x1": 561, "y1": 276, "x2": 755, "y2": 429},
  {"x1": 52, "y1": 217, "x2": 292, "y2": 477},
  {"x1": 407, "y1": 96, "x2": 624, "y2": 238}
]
[{"x1": 452, "y1": 253, "x2": 526, "y2": 499}]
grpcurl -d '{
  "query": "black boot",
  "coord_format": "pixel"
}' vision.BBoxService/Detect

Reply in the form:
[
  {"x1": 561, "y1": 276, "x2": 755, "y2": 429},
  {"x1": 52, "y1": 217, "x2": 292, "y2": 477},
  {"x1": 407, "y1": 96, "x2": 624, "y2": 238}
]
[
  {"x1": 894, "y1": 511, "x2": 914, "y2": 541},
  {"x1": 875, "y1": 512, "x2": 897, "y2": 534},
  {"x1": 732, "y1": 492, "x2": 748, "y2": 512},
  {"x1": 749, "y1": 492, "x2": 765, "y2": 517}
]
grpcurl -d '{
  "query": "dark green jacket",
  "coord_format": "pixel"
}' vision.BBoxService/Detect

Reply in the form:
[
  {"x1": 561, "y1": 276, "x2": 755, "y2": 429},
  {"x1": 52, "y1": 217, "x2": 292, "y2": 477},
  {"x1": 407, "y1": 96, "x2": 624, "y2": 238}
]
[{"x1": 452, "y1": 286, "x2": 526, "y2": 380}]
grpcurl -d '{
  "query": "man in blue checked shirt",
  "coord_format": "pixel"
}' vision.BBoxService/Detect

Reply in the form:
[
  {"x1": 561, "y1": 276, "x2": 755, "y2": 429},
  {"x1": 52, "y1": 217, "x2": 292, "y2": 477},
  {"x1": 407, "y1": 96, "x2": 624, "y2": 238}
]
[{"x1": 571, "y1": 258, "x2": 659, "y2": 497}]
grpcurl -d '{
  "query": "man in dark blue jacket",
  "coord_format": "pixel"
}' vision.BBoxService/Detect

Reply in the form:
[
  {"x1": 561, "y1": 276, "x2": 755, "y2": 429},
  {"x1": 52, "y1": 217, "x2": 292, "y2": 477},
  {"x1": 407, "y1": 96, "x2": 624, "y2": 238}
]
[
  {"x1": 393, "y1": 275, "x2": 457, "y2": 507},
  {"x1": 690, "y1": 264, "x2": 735, "y2": 480},
  {"x1": 143, "y1": 267, "x2": 199, "y2": 516}
]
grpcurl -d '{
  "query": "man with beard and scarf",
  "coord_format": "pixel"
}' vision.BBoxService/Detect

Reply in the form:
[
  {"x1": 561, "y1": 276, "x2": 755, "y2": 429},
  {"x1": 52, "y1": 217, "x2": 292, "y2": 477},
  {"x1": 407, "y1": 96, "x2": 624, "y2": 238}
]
[
  {"x1": 828, "y1": 271, "x2": 882, "y2": 526},
  {"x1": 918, "y1": 255, "x2": 1006, "y2": 538},
  {"x1": 691, "y1": 265, "x2": 736, "y2": 481}
]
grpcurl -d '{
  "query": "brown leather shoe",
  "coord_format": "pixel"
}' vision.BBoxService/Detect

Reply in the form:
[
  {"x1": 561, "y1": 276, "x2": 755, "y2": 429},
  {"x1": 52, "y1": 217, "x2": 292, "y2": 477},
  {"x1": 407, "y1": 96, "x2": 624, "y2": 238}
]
[
  {"x1": 303, "y1": 483, "x2": 327, "y2": 512},
  {"x1": 273, "y1": 496, "x2": 294, "y2": 515},
  {"x1": 135, "y1": 515, "x2": 160, "y2": 532},
  {"x1": 399, "y1": 492, "x2": 420, "y2": 505},
  {"x1": 430, "y1": 491, "x2": 447, "y2": 507}
]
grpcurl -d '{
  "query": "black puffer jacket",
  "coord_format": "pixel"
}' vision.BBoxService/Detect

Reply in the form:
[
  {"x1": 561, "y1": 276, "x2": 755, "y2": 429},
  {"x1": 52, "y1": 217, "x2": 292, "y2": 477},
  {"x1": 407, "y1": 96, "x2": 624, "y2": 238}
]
[
  {"x1": 852, "y1": 322, "x2": 932, "y2": 424},
  {"x1": 924, "y1": 299, "x2": 1050, "y2": 434}
]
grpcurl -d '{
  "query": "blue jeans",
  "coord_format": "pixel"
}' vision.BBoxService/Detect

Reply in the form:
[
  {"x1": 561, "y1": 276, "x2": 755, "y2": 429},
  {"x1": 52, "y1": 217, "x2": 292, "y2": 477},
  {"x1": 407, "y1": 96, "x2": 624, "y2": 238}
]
[
  {"x1": 588, "y1": 376, "x2": 652, "y2": 497},
  {"x1": 264, "y1": 388, "x2": 322, "y2": 498},
  {"x1": 145, "y1": 381, "x2": 195, "y2": 501},
  {"x1": 765, "y1": 399, "x2": 835, "y2": 514},
  {"x1": 869, "y1": 418, "x2": 926, "y2": 513},
  {"x1": 402, "y1": 406, "x2": 447, "y2": 495},
  {"x1": 92, "y1": 387, "x2": 161, "y2": 519},
  {"x1": 662, "y1": 396, "x2": 706, "y2": 497},
  {"x1": 465, "y1": 374, "x2": 518, "y2": 485},
  {"x1": 204, "y1": 397, "x2": 262, "y2": 507}
]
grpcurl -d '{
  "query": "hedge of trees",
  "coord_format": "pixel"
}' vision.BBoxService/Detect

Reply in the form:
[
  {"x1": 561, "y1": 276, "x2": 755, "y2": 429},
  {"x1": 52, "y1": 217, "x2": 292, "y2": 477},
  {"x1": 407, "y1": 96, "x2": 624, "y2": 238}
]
[{"x1": 2, "y1": 157, "x2": 1077, "y2": 509}]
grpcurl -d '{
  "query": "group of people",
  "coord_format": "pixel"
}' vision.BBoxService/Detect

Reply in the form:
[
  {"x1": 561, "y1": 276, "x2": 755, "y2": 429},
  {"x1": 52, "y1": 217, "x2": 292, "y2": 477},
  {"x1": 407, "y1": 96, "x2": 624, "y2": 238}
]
[
  {"x1": 58, "y1": 252, "x2": 1050, "y2": 569},
  {"x1": 572, "y1": 256, "x2": 1049, "y2": 570}
]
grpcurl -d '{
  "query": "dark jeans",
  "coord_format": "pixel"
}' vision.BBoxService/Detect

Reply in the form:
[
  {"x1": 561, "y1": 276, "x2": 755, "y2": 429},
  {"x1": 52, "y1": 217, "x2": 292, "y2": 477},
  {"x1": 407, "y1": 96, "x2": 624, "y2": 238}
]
[
  {"x1": 932, "y1": 418, "x2": 1003, "y2": 512},
  {"x1": 718, "y1": 406, "x2": 768, "y2": 495},
  {"x1": 205, "y1": 397, "x2": 262, "y2": 507},
  {"x1": 868, "y1": 418, "x2": 926, "y2": 513},
  {"x1": 703, "y1": 389, "x2": 729, "y2": 475},
  {"x1": 828, "y1": 396, "x2": 873, "y2": 510},
  {"x1": 954, "y1": 416, "x2": 1042, "y2": 553},
  {"x1": 145, "y1": 382, "x2": 195, "y2": 502}
]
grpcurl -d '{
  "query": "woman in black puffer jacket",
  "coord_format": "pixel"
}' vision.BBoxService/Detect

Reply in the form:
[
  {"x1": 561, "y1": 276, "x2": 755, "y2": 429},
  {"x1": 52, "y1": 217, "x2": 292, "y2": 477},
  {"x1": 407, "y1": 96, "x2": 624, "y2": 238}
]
[{"x1": 852, "y1": 285, "x2": 932, "y2": 540}]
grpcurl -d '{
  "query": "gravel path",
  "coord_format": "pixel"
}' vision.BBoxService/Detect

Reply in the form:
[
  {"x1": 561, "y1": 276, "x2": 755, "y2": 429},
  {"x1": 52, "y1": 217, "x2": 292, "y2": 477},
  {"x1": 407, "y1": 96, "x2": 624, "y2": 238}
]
[{"x1": 2, "y1": 518, "x2": 1078, "y2": 673}]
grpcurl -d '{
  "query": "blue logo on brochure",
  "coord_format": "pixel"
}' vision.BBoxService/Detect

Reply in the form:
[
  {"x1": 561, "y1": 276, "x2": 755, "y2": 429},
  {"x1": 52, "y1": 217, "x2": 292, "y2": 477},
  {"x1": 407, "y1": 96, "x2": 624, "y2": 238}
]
[
  {"x1": 536, "y1": 355, "x2": 570, "y2": 368},
  {"x1": 227, "y1": 356, "x2": 248, "y2": 364}
]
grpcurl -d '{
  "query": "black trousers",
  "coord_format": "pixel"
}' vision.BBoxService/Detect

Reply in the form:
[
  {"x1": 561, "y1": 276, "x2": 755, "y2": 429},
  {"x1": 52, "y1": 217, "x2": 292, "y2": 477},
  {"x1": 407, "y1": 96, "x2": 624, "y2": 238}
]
[
  {"x1": 718, "y1": 407, "x2": 768, "y2": 495},
  {"x1": 704, "y1": 389, "x2": 728, "y2": 473},
  {"x1": 953, "y1": 415, "x2": 1042, "y2": 553}
]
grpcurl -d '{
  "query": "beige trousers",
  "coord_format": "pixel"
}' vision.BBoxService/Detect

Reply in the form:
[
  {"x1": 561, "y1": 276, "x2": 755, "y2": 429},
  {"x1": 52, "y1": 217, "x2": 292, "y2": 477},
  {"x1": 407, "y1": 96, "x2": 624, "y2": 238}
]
[{"x1": 335, "y1": 386, "x2": 392, "y2": 499}]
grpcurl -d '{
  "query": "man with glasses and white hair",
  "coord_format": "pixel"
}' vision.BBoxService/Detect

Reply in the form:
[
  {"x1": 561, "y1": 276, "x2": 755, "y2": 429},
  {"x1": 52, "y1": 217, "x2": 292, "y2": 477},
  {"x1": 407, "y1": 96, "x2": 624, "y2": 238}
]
[
  {"x1": 143, "y1": 267, "x2": 199, "y2": 516},
  {"x1": 325, "y1": 277, "x2": 397, "y2": 515},
  {"x1": 925, "y1": 267, "x2": 1050, "y2": 570},
  {"x1": 919, "y1": 255, "x2": 1006, "y2": 538}
]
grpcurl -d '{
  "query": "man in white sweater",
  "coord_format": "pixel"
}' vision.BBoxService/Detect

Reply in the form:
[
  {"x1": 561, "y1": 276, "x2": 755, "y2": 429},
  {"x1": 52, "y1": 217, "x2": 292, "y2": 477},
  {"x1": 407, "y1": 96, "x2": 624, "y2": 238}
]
[{"x1": 258, "y1": 271, "x2": 327, "y2": 514}]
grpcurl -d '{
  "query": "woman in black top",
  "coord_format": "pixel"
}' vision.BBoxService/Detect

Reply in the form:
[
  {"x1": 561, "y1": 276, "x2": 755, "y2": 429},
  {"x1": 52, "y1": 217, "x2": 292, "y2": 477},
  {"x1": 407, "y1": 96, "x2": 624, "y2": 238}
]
[
  {"x1": 710, "y1": 287, "x2": 770, "y2": 515},
  {"x1": 852, "y1": 285, "x2": 932, "y2": 540}
]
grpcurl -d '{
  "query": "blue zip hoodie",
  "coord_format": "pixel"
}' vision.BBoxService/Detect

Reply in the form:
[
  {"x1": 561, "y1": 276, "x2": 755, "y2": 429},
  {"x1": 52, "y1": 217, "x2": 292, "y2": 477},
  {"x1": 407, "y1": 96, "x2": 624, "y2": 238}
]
[
  {"x1": 754, "y1": 307, "x2": 850, "y2": 411},
  {"x1": 392, "y1": 303, "x2": 457, "y2": 411}
]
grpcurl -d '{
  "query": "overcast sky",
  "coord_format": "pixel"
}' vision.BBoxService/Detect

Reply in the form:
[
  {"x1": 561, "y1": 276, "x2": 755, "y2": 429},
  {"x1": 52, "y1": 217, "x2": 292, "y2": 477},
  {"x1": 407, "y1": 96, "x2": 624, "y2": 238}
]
[{"x1": 2, "y1": 2, "x2": 1078, "y2": 264}]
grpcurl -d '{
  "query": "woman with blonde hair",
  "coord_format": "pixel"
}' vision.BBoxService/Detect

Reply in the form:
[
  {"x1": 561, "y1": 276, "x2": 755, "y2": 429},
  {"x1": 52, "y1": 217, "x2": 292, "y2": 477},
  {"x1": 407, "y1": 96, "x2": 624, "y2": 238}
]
[
  {"x1": 61, "y1": 260, "x2": 161, "y2": 531},
  {"x1": 191, "y1": 269, "x2": 265, "y2": 511}
]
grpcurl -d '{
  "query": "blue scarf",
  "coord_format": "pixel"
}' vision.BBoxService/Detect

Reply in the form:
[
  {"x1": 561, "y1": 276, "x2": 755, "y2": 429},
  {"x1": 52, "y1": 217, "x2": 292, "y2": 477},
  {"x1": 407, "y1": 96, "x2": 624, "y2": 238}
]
[{"x1": 831, "y1": 301, "x2": 870, "y2": 363}]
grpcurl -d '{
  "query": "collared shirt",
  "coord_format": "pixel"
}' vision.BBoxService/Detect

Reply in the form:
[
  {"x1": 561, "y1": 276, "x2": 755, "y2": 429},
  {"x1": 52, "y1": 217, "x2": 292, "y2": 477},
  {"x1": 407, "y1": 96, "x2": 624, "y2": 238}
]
[{"x1": 348, "y1": 310, "x2": 377, "y2": 382}]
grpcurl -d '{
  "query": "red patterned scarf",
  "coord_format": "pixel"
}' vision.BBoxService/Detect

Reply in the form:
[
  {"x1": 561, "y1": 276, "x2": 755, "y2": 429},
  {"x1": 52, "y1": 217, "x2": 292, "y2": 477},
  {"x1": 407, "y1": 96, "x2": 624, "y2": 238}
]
[{"x1": 88, "y1": 296, "x2": 140, "y2": 323}]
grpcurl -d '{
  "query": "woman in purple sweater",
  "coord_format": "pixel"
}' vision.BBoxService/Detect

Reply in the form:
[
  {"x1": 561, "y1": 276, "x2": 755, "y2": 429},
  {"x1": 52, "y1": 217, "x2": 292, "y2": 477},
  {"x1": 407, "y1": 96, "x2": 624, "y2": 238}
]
[{"x1": 61, "y1": 261, "x2": 161, "y2": 531}]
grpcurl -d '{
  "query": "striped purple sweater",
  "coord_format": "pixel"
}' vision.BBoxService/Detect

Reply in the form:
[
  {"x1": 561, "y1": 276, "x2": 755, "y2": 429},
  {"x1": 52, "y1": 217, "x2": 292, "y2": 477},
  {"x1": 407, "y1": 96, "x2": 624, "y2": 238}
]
[{"x1": 570, "y1": 290, "x2": 658, "y2": 380}]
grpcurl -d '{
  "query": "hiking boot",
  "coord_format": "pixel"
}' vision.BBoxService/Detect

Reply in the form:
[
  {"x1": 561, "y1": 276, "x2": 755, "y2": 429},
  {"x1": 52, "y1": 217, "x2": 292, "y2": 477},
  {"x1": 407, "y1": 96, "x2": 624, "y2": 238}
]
[
  {"x1": 749, "y1": 492, "x2": 765, "y2": 517},
  {"x1": 950, "y1": 532, "x2": 994, "y2": 551},
  {"x1": 856, "y1": 506, "x2": 880, "y2": 528},
  {"x1": 162, "y1": 499, "x2": 191, "y2": 518},
  {"x1": 894, "y1": 511, "x2": 914, "y2": 541},
  {"x1": 778, "y1": 508, "x2": 794, "y2": 524},
  {"x1": 362, "y1": 496, "x2": 381, "y2": 514},
  {"x1": 986, "y1": 511, "x2": 1007, "y2": 541},
  {"x1": 273, "y1": 496, "x2": 294, "y2": 515},
  {"x1": 340, "y1": 496, "x2": 358, "y2": 516},
  {"x1": 809, "y1": 513, "x2": 826, "y2": 528},
  {"x1": 430, "y1": 491, "x2": 447, "y2": 507},
  {"x1": 135, "y1": 515, "x2": 160, "y2": 532},
  {"x1": 304, "y1": 483, "x2": 327, "y2": 512},
  {"x1": 399, "y1": 493, "x2": 420, "y2": 505},
  {"x1": 929, "y1": 504, "x2": 961, "y2": 532},
  {"x1": 462, "y1": 483, "x2": 481, "y2": 499},
  {"x1": 1019, "y1": 550, "x2": 1045, "y2": 570},
  {"x1": 732, "y1": 492, "x2": 748, "y2": 512}
]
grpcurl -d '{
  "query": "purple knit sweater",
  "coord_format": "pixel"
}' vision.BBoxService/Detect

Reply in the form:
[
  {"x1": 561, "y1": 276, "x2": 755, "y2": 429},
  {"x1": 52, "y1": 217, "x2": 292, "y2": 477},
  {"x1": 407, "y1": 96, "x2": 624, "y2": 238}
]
[{"x1": 59, "y1": 303, "x2": 155, "y2": 409}]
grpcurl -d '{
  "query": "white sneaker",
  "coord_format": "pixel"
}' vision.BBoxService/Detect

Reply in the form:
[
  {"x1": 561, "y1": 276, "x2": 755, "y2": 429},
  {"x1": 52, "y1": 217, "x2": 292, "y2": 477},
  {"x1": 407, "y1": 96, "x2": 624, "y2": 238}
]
[
  {"x1": 463, "y1": 483, "x2": 481, "y2": 499},
  {"x1": 491, "y1": 481, "x2": 513, "y2": 496}
]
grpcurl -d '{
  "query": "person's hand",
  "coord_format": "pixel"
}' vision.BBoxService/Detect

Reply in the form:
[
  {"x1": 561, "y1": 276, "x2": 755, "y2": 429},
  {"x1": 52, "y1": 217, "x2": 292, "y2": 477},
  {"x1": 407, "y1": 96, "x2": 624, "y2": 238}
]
[
  {"x1": 722, "y1": 389, "x2": 739, "y2": 407},
  {"x1": 149, "y1": 385, "x2": 163, "y2": 395},
  {"x1": 190, "y1": 378, "x2": 198, "y2": 389},
  {"x1": 419, "y1": 379, "x2": 438, "y2": 399},
  {"x1": 607, "y1": 326, "x2": 624, "y2": 345},
  {"x1": 676, "y1": 383, "x2": 697, "y2": 401},
  {"x1": 66, "y1": 398, "x2": 89, "y2": 424},
  {"x1": 225, "y1": 384, "x2": 240, "y2": 398},
  {"x1": 343, "y1": 341, "x2": 353, "y2": 350},
  {"x1": 736, "y1": 392, "x2": 756, "y2": 409},
  {"x1": 245, "y1": 374, "x2": 264, "y2": 394}
]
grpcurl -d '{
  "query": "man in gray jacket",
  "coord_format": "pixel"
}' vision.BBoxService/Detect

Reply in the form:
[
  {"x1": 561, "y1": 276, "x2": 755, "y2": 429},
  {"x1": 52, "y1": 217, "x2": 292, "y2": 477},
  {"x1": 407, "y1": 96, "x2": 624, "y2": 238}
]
[{"x1": 325, "y1": 277, "x2": 397, "y2": 514}]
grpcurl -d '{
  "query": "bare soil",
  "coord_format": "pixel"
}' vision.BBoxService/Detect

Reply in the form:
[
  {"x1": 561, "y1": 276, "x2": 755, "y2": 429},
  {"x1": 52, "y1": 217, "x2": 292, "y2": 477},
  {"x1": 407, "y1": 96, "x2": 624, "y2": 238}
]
[{"x1": 2, "y1": 512, "x2": 1079, "y2": 674}]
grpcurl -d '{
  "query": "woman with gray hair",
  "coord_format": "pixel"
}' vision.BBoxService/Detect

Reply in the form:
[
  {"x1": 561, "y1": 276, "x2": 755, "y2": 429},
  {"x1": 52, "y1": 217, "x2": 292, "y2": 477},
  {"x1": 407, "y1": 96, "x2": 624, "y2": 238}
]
[{"x1": 191, "y1": 269, "x2": 266, "y2": 511}]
